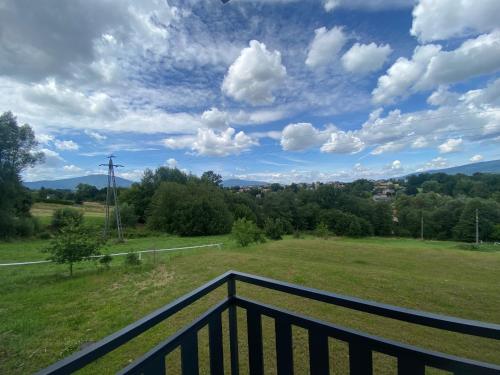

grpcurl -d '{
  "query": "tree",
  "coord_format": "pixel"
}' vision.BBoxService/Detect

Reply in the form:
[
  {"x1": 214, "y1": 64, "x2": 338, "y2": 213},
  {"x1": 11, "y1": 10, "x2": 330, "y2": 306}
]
[
  {"x1": 201, "y1": 170, "x2": 222, "y2": 187},
  {"x1": 44, "y1": 224, "x2": 103, "y2": 276},
  {"x1": 0, "y1": 112, "x2": 44, "y2": 238},
  {"x1": 52, "y1": 208, "x2": 84, "y2": 231},
  {"x1": 231, "y1": 218, "x2": 264, "y2": 247},
  {"x1": 264, "y1": 218, "x2": 286, "y2": 240},
  {"x1": 148, "y1": 182, "x2": 233, "y2": 236},
  {"x1": 111, "y1": 203, "x2": 137, "y2": 228}
]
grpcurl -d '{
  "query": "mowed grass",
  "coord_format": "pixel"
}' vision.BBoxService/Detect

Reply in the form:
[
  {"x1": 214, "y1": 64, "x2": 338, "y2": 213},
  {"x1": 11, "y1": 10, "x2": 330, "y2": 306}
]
[
  {"x1": 0, "y1": 236, "x2": 499, "y2": 374},
  {"x1": 31, "y1": 201, "x2": 106, "y2": 228}
]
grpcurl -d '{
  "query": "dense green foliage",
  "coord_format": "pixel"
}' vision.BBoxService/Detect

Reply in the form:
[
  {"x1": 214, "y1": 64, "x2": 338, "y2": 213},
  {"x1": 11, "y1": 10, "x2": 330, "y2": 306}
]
[
  {"x1": 51, "y1": 208, "x2": 84, "y2": 231},
  {"x1": 231, "y1": 218, "x2": 265, "y2": 247},
  {"x1": 0, "y1": 112, "x2": 43, "y2": 238}
]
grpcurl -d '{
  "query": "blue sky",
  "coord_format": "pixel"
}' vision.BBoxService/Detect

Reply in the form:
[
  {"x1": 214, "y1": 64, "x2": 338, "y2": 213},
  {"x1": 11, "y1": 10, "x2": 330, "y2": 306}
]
[{"x1": 1, "y1": 0, "x2": 499, "y2": 183}]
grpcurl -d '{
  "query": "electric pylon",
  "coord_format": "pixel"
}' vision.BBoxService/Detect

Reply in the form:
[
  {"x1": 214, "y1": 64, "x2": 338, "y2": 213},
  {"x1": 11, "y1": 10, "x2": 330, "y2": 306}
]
[{"x1": 100, "y1": 155, "x2": 124, "y2": 241}]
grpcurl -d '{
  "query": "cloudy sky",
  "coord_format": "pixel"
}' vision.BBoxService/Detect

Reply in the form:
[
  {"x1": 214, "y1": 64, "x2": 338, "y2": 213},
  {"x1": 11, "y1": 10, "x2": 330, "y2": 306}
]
[{"x1": 1, "y1": 0, "x2": 500, "y2": 183}]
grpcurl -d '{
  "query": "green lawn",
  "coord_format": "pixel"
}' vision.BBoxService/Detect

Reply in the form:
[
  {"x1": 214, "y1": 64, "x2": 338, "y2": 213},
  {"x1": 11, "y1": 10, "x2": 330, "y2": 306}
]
[{"x1": 0, "y1": 236, "x2": 499, "y2": 374}]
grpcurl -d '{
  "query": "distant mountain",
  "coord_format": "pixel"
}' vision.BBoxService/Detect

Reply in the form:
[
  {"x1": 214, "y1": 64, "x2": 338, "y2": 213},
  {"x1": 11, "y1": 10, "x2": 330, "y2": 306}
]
[
  {"x1": 222, "y1": 178, "x2": 269, "y2": 188},
  {"x1": 24, "y1": 174, "x2": 134, "y2": 190},
  {"x1": 425, "y1": 159, "x2": 500, "y2": 175}
]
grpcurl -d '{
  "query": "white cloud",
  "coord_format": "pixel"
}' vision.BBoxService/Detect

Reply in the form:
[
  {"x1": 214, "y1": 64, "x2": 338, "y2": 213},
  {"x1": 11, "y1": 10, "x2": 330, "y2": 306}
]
[
  {"x1": 411, "y1": 0, "x2": 500, "y2": 42},
  {"x1": 306, "y1": 26, "x2": 347, "y2": 69},
  {"x1": 372, "y1": 44, "x2": 441, "y2": 104},
  {"x1": 390, "y1": 160, "x2": 402, "y2": 170},
  {"x1": 85, "y1": 130, "x2": 107, "y2": 141},
  {"x1": 417, "y1": 156, "x2": 448, "y2": 172},
  {"x1": 201, "y1": 108, "x2": 229, "y2": 130},
  {"x1": 438, "y1": 138, "x2": 463, "y2": 153},
  {"x1": 37, "y1": 133, "x2": 54, "y2": 145},
  {"x1": 470, "y1": 154, "x2": 484, "y2": 162},
  {"x1": 23, "y1": 78, "x2": 118, "y2": 118},
  {"x1": 320, "y1": 130, "x2": 365, "y2": 154},
  {"x1": 222, "y1": 40, "x2": 286, "y2": 105},
  {"x1": 164, "y1": 127, "x2": 258, "y2": 157},
  {"x1": 166, "y1": 158, "x2": 177, "y2": 168},
  {"x1": 373, "y1": 31, "x2": 500, "y2": 103},
  {"x1": 54, "y1": 139, "x2": 79, "y2": 151},
  {"x1": 324, "y1": 0, "x2": 413, "y2": 12},
  {"x1": 280, "y1": 123, "x2": 330, "y2": 151},
  {"x1": 341, "y1": 42, "x2": 392, "y2": 74},
  {"x1": 63, "y1": 164, "x2": 83, "y2": 173}
]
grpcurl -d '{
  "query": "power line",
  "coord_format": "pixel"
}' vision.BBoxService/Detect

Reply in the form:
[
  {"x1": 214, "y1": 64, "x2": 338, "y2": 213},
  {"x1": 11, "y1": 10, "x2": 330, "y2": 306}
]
[{"x1": 99, "y1": 155, "x2": 124, "y2": 242}]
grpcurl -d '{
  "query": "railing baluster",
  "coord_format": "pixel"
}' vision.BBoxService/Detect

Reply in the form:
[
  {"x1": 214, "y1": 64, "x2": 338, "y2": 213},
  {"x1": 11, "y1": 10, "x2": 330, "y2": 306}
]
[
  {"x1": 209, "y1": 314, "x2": 224, "y2": 375},
  {"x1": 398, "y1": 356, "x2": 425, "y2": 375},
  {"x1": 181, "y1": 331, "x2": 199, "y2": 375},
  {"x1": 143, "y1": 355, "x2": 166, "y2": 375},
  {"x1": 308, "y1": 328, "x2": 329, "y2": 375},
  {"x1": 228, "y1": 277, "x2": 240, "y2": 375},
  {"x1": 275, "y1": 319, "x2": 294, "y2": 375},
  {"x1": 247, "y1": 307, "x2": 264, "y2": 375},
  {"x1": 349, "y1": 341, "x2": 372, "y2": 375}
]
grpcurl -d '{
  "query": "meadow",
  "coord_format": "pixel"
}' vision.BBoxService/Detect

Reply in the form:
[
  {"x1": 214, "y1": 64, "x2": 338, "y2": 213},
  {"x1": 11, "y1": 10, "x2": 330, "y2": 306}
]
[{"x1": 1, "y1": 232, "x2": 499, "y2": 374}]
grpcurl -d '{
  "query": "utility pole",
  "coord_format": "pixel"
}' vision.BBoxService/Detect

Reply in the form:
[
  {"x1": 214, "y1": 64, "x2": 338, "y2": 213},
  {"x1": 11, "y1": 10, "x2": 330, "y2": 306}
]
[
  {"x1": 100, "y1": 155, "x2": 124, "y2": 241},
  {"x1": 420, "y1": 210, "x2": 424, "y2": 241},
  {"x1": 475, "y1": 208, "x2": 479, "y2": 245}
]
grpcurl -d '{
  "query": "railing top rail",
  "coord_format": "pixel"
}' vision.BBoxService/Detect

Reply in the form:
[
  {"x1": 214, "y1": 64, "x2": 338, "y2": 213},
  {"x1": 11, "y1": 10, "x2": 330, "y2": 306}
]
[
  {"x1": 36, "y1": 271, "x2": 232, "y2": 375},
  {"x1": 231, "y1": 271, "x2": 500, "y2": 340}
]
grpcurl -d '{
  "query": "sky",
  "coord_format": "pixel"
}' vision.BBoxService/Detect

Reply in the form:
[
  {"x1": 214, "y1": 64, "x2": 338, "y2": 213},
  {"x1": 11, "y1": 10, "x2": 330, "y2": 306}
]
[{"x1": 1, "y1": 0, "x2": 500, "y2": 184}]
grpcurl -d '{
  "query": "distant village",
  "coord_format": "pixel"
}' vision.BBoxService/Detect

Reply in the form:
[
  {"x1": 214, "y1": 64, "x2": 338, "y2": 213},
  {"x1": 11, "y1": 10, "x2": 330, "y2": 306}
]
[{"x1": 228, "y1": 180, "x2": 403, "y2": 201}]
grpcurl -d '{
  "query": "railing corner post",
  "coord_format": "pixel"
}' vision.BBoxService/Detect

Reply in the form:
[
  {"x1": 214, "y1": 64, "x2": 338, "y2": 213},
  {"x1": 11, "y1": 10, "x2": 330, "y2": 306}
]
[{"x1": 227, "y1": 274, "x2": 239, "y2": 375}]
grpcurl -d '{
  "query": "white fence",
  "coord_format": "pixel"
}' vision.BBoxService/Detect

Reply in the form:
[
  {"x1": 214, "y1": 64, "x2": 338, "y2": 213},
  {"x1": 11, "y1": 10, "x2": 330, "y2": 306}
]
[{"x1": 0, "y1": 243, "x2": 223, "y2": 267}]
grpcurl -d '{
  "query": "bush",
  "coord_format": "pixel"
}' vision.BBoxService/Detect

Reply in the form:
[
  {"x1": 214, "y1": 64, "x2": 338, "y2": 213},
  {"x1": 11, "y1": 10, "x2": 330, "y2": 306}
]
[
  {"x1": 231, "y1": 218, "x2": 265, "y2": 247},
  {"x1": 99, "y1": 254, "x2": 113, "y2": 269},
  {"x1": 111, "y1": 203, "x2": 138, "y2": 229},
  {"x1": 52, "y1": 208, "x2": 83, "y2": 231},
  {"x1": 14, "y1": 216, "x2": 37, "y2": 237},
  {"x1": 264, "y1": 218, "x2": 286, "y2": 240},
  {"x1": 125, "y1": 252, "x2": 141, "y2": 266},
  {"x1": 315, "y1": 222, "x2": 330, "y2": 239}
]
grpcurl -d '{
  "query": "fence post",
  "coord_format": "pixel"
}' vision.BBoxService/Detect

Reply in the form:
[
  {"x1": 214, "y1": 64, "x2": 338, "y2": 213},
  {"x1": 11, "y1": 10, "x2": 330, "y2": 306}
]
[{"x1": 228, "y1": 274, "x2": 239, "y2": 375}]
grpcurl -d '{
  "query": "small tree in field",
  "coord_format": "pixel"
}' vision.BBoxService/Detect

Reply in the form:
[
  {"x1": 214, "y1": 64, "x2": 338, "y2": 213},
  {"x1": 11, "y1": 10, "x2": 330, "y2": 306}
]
[
  {"x1": 315, "y1": 222, "x2": 330, "y2": 239},
  {"x1": 231, "y1": 218, "x2": 264, "y2": 247},
  {"x1": 44, "y1": 225, "x2": 103, "y2": 276}
]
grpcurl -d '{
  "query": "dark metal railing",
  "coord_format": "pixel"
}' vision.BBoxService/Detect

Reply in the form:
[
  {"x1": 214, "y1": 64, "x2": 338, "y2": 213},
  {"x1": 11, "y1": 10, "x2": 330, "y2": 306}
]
[{"x1": 37, "y1": 271, "x2": 500, "y2": 375}]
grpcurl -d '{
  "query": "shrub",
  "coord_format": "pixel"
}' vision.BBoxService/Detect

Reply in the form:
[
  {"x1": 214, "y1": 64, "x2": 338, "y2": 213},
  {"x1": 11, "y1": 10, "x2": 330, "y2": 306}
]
[
  {"x1": 99, "y1": 254, "x2": 113, "y2": 270},
  {"x1": 52, "y1": 208, "x2": 83, "y2": 231},
  {"x1": 264, "y1": 218, "x2": 286, "y2": 240},
  {"x1": 125, "y1": 252, "x2": 141, "y2": 266},
  {"x1": 231, "y1": 218, "x2": 265, "y2": 247},
  {"x1": 315, "y1": 222, "x2": 330, "y2": 239},
  {"x1": 14, "y1": 216, "x2": 37, "y2": 237},
  {"x1": 111, "y1": 203, "x2": 138, "y2": 229}
]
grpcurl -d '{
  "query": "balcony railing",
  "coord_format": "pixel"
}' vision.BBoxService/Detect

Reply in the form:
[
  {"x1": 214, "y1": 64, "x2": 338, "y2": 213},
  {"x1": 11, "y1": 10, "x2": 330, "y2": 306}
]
[{"x1": 37, "y1": 271, "x2": 500, "y2": 374}]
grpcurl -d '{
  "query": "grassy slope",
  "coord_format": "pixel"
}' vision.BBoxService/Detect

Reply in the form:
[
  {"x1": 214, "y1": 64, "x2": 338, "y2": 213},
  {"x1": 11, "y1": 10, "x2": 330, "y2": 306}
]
[{"x1": 0, "y1": 236, "x2": 499, "y2": 374}]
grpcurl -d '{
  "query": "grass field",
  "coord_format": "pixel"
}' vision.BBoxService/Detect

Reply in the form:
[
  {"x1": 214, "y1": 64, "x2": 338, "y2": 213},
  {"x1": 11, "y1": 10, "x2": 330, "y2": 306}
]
[
  {"x1": 1, "y1": 235, "x2": 499, "y2": 374},
  {"x1": 31, "y1": 201, "x2": 106, "y2": 228}
]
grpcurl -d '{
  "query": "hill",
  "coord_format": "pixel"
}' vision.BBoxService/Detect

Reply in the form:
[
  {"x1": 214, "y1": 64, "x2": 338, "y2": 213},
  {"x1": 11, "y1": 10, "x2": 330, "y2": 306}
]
[
  {"x1": 426, "y1": 159, "x2": 500, "y2": 175},
  {"x1": 24, "y1": 174, "x2": 133, "y2": 190},
  {"x1": 222, "y1": 178, "x2": 269, "y2": 187}
]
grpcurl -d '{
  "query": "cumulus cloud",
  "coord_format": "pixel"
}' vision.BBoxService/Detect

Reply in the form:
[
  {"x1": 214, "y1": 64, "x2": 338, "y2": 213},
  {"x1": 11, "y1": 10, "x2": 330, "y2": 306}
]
[
  {"x1": 411, "y1": 0, "x2": 500, "y2": 42},
  {"x1": 320, "y1": 130, "x2": 365, "y2": 153},
  {"x1": 201, "y1": 108, "x2": 229, "y2": 130},
  {"x1": 54, "y1": 139, "x2": 79, "y2": 151},
  {"x1": 373, "y1": 31, "x2": 500, "y2": 103},
  {"x1": 416, "y1": 156, "x2": 448, "y2": 172},
  {"x1": 305, "y1": 26, "x2": 347, "y2": 69},
  {"x1": 222, "y1": 40, "x2": 286, "y2": 105},
  {"x1": 280, "y1": 123, "x2": 330, "y2": 151},
  {"x1": 164, "y1": 128, "x2": 258, "y2": 157},
  {"x1": 341, "y1": 43, "x2": 392, "y2": 74},
  {"x1": 438, "y1": 138, "x2": 463, "y2": 153},
  {"x1": 166, "y1": 158, "x2": 178, "y2": 168},
  {"x1": 470, "y1": 154, "x2": 484, "y2": 163}
]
